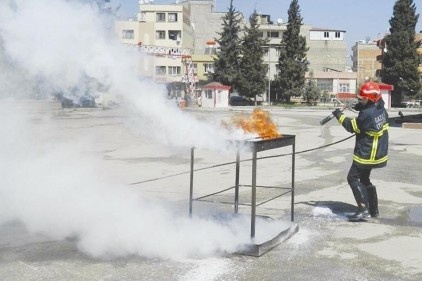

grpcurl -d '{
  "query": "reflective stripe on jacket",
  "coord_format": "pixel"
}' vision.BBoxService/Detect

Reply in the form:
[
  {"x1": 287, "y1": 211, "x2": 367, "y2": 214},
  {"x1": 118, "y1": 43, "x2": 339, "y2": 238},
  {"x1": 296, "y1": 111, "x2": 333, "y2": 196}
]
[{"x1": 337, "y1": 99, "x2": 389, "y2": 168}]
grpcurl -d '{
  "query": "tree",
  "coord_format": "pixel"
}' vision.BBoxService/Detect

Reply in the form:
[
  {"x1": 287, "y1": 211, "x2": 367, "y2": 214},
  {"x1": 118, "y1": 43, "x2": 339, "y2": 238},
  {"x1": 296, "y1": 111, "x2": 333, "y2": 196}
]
[
  {"x1": 94, "y1": 0, "x2": 121, "y2": 15},
  {"x1": 302, "y1": 71, "x2": 321, "y2": 105},
  {"x1": 210, "y1": 0, "x2": 242, "y2": 92},
  {"x1": 321, "y1": 90, "x2": 330, "y2": 104},
  {"x1": 237, "y1": 10, "x2": 269, "y2": 102},
  {"x1": 381, "y1": 0, "x2": 421, "y2": 106},
  {"x1": 273, "y1": 0, "x2": 309, "y2": 103}
]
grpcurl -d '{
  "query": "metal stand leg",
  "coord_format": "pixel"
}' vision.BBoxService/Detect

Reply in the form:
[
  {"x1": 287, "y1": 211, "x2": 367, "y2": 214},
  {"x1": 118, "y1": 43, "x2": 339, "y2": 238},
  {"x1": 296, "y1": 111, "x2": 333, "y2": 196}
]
[
  {"x1": 189, "y1": 147, "x2": 194, "y2": 217},
  {"x1": 291, "y1": 142, "x2": 295, "y2": 222},
  {"x1": 234, "y1": 151, "x2": 240, "y2": 213},
  {"x1": 251, "y1": 150, "x2": 257, "y2": 238}
]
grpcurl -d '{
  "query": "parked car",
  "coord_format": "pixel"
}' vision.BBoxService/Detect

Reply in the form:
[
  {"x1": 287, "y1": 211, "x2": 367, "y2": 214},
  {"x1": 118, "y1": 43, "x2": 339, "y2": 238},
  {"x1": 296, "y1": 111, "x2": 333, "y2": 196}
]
[
  {"x1": 229, "y1": 95, "x2": 254, "y2": 106},
  {"x1": 403, "y1": 100, "x2": 422, "y2": 108},
  {"x1": 60, "y1": 95, "x2": 96, "y2": 108}
]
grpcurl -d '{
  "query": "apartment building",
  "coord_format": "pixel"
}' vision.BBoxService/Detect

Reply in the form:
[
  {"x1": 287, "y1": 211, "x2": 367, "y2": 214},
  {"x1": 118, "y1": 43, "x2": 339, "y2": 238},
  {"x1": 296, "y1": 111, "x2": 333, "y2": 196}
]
[
  {"x1": 115, "y1": 2, "x2": 194, "y2": 85},
  {"x1": 351, "y1": 40, "x2": 382, "y2": 86},
  {"x1": 115, "y1": 0, "x2": 357, "y2": 101},
  {"x1": 178, "y1": 0, "x2": 225, "y2": 55},
  {"x1": 256, "y1": 14, "x2": 356, "y2": 100},
  {"x1": 306, "y1": 26, "x2": 356, "y2": 97},
  {"x1": 352, "y1": 31, "x2": 422, "y2": 89}
]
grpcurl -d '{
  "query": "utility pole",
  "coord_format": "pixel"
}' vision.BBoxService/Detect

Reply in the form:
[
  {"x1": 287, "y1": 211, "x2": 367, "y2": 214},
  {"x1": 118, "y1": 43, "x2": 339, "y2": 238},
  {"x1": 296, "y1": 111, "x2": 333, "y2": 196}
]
[
  {"x1": 268, "y1": 44, "x2": 271, "y2": 106},
  {"x1": 268, "y1": 23, "x2": 272, "y2": 106}
]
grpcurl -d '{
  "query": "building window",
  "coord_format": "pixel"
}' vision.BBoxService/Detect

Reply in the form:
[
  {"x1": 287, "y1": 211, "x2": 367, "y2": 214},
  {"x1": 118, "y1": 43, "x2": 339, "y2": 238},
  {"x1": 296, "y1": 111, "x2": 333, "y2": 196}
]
[
  {"x1": 204, "y1": 63, "x2": 214, "y2": 73},
  {"x1": 339, "y1": 83, "x2": 349, "y2": 93},
  {"x1": 156, "y1": 13, "x2": 165, "y2": 22},
  {"x1": 193, "y1": 63, "x2": 198, "y2": 74},
  {"x1": 267, "y1": 31, "x2": 279, "y2": 38},
  {"x1": 205, "y1": 47, "x2": 217, "y2": 55},
  {"x1": 324, "y1": 32, "x2": 329, "y2": 38},
  {"x1": 173, "y1": 89, "x2": 182, "y2": 98},
  {"x1": 155, "y1": 66, "x2": 166, "y2": 75},
  {"x1": 156, "y1": 30, "x2": 165, "y2": 39},
  {"x1": 205, "y1": 89, "x2": 213, "y2": 99},
  {"x1": 168, "y1": 13, "x2": 178, "y2": 22},
  {"x1": 168, "y1": 30, "x2": 181, "y2": 41},
  {"x1": 122, "y1": 30, "x2": 134, "y2": 39},
  {"x1": 317, "y1": 79, "x2": 333, "y2": 92},
  {"x1": 335, "y1": 32, "x2": 341, "y2": 38},
  {"x1": 168, "y1": 66, "x2": 181, "y2": 75}
]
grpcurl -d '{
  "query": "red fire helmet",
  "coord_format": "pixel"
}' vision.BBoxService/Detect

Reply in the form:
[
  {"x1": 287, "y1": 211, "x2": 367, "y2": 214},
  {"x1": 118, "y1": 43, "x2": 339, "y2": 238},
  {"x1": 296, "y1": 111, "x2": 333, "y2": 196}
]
[{"x1": 358, "y1": 82, "x2": 381, "y2": 102}]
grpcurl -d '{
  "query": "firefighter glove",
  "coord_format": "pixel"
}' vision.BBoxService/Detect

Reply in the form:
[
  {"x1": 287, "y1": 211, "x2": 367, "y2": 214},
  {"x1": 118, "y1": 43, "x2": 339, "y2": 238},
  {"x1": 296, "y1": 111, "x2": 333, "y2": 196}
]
[
  {"x1": 353, "y1": 102, "x2": 364, "y2": 111},
  {"x1": 332, "y1": 108, "x2": 342, "y2": 118}
]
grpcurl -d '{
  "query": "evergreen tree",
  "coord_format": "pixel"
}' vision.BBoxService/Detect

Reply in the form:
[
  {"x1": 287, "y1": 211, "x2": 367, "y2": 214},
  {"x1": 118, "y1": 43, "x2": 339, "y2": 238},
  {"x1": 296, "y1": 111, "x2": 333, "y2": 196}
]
[
  {"x1": 273, "y1": 0, "x2": 309, "y2": 102},
  {"x1": 94, "y1": 0, "x2": 121, "y2": 15},
  {"x1": 381, "y1": 0, "x2": 421, "y2": 106},
  {"x1": 273, "y1": 0, "x2": 308, "y2": 103},
  {"x1": 237, "y1": 10, "x2": 269, "y2": 102},
  {"x1": 302, "y1": 71, "x2": 321, "y2": 105},
  {"x1": 210, "y1": 0, "x2": 242, "y2": 91}
]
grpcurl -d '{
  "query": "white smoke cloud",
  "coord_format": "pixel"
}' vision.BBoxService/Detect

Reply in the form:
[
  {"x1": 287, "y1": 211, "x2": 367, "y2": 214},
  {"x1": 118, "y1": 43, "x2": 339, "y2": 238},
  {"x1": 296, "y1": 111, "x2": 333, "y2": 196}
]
[
  {"x1": 0, "y1": 0, "x2": 270, "y2": 260},
  {"x1": 0, "y1": 109, "x2": 252, "y2": 259}
]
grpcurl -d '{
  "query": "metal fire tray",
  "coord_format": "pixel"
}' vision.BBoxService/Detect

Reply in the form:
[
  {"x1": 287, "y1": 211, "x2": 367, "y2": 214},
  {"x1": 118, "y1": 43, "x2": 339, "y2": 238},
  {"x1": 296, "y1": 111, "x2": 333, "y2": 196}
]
[{"x1": 236, "y1": 134, "x2": 295, "y2": 152}]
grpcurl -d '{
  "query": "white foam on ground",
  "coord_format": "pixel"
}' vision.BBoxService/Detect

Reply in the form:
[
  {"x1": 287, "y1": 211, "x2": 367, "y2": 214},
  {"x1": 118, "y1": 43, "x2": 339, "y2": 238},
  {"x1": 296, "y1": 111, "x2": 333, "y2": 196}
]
[
  {"x1": 287, "y1": 227, "x2": 311, "y2": 246},
  {"x1": 312, "y1": 207, "x2": 337, "y2": 218},
  {"x1": 178, "y1": 258, "x2": 234, "y2": 281}
]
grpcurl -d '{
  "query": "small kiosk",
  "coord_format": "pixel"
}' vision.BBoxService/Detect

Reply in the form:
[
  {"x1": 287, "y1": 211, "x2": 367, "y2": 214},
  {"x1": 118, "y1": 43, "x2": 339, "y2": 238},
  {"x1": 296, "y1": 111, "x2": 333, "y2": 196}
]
[
  {"x1": 378, "y1": 83, "x2": 394, "y2": 109},
  {"x1": 201, "y1": 82, "x2": 230, "y2": 108}
]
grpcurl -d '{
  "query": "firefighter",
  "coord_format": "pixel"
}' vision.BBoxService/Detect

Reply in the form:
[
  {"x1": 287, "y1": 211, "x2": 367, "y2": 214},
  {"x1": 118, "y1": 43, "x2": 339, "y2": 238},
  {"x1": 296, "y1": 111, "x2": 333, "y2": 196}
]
[{"x1": 332, "y1": 82, "x2": 389, "y2": 222}]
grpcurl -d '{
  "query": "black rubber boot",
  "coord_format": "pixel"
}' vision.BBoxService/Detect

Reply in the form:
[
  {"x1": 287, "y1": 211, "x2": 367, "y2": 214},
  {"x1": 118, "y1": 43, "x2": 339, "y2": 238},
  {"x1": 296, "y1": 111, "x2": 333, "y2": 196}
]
[
  {"x1": 349, "y1": 185, "x2": 370, "y2": 222},
  {"x1": 366, "y1": 185, "x2": 379, "y2": 217}
]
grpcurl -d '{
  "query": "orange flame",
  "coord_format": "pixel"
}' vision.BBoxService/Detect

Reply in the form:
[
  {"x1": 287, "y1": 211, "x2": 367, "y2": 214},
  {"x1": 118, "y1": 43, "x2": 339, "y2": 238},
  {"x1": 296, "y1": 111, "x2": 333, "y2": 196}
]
[{"x1": 230, "y1": 108, "x2": 281, "y2": 139}]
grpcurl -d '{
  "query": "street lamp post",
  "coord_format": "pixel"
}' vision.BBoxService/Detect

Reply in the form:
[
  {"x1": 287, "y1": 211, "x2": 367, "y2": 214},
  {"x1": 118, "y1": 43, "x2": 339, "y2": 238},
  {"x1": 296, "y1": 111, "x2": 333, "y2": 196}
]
[
  {"x1": 268, "y1": 23, "x2": 272, "y2": 106},
  {"x1": 337, "y1": 58, "x2": 340, "y2": 94},
  {"x1": 266, "y1": 19, "x2": 282, "y2": 105},
  {"x1": 268, "y1": 44, "x2": 271, "y2": 106}
]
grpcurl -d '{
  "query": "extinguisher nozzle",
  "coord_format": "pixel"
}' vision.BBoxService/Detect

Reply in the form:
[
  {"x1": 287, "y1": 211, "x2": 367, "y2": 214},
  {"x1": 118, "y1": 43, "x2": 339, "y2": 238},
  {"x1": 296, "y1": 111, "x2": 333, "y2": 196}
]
[{"x1": 320, "y1": 114, "x2": 335, "y2": 126}]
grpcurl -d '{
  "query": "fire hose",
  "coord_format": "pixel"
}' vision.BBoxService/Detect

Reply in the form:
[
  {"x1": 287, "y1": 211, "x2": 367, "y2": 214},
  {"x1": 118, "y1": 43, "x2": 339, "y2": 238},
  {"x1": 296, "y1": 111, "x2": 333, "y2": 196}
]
[{"x1": 130, "y1": 133, "x2": 355, "y2": 186}]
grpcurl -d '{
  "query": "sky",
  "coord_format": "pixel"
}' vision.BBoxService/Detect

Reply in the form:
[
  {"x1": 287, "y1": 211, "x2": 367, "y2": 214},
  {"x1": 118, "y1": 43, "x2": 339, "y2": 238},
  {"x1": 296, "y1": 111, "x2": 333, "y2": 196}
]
[{"x1": 118, "y1": 0, "x2": 422, "y2": 51}]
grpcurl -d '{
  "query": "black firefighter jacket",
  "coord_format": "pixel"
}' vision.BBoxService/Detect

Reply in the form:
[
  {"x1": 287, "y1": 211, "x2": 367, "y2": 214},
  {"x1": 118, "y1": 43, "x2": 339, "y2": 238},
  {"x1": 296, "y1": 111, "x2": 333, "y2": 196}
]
[{"x1": 335, "y1": 99, "x2": 389, "y2": 168}]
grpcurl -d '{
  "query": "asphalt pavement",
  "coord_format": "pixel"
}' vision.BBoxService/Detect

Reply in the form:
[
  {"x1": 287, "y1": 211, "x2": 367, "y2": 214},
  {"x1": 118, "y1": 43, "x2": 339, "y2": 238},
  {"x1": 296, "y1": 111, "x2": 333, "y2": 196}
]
[{"x1": 0, "y1": 101, "x2": 421, "y2": 281}]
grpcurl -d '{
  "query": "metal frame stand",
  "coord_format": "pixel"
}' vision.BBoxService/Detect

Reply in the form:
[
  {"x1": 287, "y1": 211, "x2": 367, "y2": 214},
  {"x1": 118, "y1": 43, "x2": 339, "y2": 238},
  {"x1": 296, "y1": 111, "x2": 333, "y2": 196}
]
[{"x1": 189, "y1": 135, "x2": 298, "y2": 256}]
